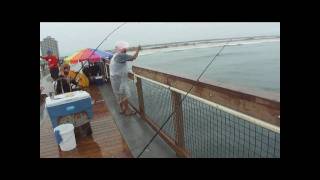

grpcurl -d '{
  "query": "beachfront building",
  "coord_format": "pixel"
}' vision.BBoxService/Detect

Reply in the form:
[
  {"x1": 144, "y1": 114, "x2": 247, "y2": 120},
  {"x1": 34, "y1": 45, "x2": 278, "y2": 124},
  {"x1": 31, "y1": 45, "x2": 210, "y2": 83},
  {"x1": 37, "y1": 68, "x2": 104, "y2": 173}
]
[{"x1": 40, "y1": 36, "x2": 60, "y2": 57}]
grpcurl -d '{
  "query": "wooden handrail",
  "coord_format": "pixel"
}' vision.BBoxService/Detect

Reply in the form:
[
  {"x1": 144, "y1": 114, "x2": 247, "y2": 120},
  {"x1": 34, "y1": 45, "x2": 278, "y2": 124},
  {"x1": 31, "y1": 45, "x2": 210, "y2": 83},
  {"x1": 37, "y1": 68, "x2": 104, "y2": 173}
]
[{"x1": 131, "y1": 66, "x2": 280, "y2": 127}]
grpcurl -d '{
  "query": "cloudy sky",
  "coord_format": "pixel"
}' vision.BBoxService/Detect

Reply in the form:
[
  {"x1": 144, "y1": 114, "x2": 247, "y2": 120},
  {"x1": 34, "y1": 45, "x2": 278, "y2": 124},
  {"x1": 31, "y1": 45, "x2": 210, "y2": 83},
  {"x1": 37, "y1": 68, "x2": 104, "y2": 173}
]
[{"x1": 40, "y1": 22, "x2": 280, "y2": 56}]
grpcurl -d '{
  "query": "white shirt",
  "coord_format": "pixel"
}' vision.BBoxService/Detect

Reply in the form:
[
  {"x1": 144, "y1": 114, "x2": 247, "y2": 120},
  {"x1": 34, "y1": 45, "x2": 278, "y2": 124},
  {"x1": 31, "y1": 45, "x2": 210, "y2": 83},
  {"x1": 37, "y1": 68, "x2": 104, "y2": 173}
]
[{"x1": 110, "y1": 53, "x2": 128, "y2": 77}]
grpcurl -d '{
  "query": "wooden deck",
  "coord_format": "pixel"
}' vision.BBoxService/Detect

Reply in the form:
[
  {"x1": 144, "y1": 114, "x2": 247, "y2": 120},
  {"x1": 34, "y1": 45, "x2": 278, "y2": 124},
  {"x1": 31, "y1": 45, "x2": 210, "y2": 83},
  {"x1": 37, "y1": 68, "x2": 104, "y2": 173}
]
[{"x1": 40, "y1": 85, "x2": 133, "y2": 158}]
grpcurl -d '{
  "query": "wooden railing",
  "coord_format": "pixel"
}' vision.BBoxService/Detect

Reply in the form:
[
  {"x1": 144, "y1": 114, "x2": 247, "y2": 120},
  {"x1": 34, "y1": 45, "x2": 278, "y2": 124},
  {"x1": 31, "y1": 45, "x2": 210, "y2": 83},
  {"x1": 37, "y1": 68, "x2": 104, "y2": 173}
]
[
  {"x1": 109, "y1": 65, "x2": 280, "y2": 158},
  {"x1": 131, "y1": 66, "x2": 280, "y2": 127},
  {"x1": 125, "y1": 66, "x2": 280, "y2": 157}
]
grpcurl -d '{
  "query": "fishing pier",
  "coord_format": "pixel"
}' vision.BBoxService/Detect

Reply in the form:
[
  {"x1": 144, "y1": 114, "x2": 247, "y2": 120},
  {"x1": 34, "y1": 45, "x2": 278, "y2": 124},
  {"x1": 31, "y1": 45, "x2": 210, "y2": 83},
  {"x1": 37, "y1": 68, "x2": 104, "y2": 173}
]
[{"x1": 40, "y1": 64, "x2": 280, "y2": 158}]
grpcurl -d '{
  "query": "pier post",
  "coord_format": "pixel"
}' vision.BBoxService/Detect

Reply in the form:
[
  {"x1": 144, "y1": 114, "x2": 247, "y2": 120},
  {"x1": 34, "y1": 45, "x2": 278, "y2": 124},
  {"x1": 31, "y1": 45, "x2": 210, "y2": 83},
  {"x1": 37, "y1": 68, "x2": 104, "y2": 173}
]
[
  {"x1": 170, "y1": 90, "x2": 186, "y2": 157},
  {"x1": 136, "y1": 77, "x2": 145, "y2": 118}
]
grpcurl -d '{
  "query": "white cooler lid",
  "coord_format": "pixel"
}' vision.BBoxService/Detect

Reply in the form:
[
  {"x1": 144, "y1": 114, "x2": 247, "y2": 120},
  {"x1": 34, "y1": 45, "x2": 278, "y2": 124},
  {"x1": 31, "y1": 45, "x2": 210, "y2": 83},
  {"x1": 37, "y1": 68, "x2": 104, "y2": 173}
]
[{"x1": 45, "y1": 90, "x2": 91, "y2": 107}]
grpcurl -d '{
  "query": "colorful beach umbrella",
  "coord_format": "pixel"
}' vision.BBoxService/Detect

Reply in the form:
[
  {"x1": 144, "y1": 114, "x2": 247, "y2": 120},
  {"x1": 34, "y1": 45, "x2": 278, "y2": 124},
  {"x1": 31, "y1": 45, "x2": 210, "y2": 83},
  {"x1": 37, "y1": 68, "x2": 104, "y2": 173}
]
[
  {"x1": 64, "y1": 48, "x2": 113, "y2": 64},
  {"x1": 64, "y1": 50, "x2": 81, "y2": 64}
]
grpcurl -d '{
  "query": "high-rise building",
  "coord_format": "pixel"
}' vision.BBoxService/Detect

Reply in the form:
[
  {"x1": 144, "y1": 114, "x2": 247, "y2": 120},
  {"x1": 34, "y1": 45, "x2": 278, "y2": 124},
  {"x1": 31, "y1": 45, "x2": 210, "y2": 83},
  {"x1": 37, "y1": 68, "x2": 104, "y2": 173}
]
[{"x1": 40, "y1": 36, "x2": 59, "y2": 57}]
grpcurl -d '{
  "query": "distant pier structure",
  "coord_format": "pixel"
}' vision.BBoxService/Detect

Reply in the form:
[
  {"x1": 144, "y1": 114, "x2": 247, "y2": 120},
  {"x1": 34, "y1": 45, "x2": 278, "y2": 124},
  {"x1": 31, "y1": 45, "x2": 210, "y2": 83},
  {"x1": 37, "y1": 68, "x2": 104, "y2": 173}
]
[{"x1": 124, "y1": 35, "x2": 280, "y2": 51}]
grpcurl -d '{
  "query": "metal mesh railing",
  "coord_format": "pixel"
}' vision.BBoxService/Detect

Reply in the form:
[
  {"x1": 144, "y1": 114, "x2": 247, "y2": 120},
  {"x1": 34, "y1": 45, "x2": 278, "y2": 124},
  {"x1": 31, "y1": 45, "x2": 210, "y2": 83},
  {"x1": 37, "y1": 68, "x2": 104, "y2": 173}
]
[
  {"x1": 128, "y1": 76, "x2": 280, "y2": 158},
  {"x1": 128, "y1": 80, "x2": 139, "y2": 108},
  {"x1": 182, "y1": 95, "x2": 280, "y2": 158},
  {"x1": 128, "y1": 78, "x2": 176, "y2": 139}
]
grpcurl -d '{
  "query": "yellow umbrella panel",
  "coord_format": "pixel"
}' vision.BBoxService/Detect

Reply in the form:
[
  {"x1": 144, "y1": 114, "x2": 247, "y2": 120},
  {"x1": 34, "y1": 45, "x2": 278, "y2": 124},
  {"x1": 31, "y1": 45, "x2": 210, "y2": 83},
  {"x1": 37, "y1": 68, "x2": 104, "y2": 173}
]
[{"x1": 68, "y1": 70, "x2": 89, "y2": 88}]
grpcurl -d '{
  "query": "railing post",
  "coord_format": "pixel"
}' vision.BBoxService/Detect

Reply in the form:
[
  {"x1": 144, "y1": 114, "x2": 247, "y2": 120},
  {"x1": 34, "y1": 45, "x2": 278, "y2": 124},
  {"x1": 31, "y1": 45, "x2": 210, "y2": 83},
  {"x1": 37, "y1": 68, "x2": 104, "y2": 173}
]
[
  {"x1": 170, "y1": 90, "x2": 186, "y2": 157},
  {"x1": 136, "y1": 77, "x2": 145, "y2": 118}
]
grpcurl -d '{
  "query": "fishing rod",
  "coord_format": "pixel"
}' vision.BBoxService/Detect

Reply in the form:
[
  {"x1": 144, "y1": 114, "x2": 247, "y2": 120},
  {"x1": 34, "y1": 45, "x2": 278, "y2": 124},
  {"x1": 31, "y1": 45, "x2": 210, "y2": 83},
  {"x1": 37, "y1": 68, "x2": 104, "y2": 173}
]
[
  {"x1": 136, "y1": 38, "x2": 233, "y2": 158},
  {"x1": 71, "y1": 23, "x2": 127, "y2": 82}
]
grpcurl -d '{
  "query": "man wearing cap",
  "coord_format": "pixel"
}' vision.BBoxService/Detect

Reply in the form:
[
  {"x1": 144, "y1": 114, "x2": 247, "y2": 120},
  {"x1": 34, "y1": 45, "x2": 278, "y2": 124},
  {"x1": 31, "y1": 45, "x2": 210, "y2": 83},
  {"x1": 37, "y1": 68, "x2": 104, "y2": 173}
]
[
  {"x1": 110, "y1": 41, "x2": 141, "y2": 116},
  {"x1": 40, "y1": 50, "x2": 59, "y2": 80}
]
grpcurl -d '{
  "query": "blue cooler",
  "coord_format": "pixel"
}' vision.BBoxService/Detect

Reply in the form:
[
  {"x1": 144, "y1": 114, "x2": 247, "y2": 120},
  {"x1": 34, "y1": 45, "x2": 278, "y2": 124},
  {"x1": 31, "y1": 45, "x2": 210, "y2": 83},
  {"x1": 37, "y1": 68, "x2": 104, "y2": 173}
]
[{"x1": 45, "y1": 91, "x2": 93, "y2": 129}]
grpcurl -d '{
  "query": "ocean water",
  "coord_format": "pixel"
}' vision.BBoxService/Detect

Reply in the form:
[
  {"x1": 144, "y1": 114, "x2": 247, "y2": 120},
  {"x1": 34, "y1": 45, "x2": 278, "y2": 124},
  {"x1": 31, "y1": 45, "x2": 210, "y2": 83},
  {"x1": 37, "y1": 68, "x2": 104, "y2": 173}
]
[{"x1": 130, "y1": 40, "x2": 280, "y2": 99}]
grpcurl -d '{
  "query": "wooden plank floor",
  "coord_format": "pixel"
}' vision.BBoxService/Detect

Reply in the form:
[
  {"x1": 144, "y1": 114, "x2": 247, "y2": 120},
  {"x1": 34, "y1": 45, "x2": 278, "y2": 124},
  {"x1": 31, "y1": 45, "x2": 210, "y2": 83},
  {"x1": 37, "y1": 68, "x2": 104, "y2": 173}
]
[{"x1": 40, "y1": 85, "x2": 133, "y2": 158}]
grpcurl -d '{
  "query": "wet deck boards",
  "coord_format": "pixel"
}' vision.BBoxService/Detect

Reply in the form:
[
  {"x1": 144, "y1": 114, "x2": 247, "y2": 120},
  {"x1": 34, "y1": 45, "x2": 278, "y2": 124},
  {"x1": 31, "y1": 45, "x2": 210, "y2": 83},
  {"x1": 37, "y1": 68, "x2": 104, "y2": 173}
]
[{"x1": 40, "y1": 85, "x2": 133, "y2": 158}]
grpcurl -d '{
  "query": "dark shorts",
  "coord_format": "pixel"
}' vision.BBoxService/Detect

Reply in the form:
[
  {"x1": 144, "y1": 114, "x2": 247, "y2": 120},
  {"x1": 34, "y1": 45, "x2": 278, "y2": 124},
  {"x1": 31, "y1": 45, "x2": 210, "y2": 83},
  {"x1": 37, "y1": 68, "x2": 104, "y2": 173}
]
[{"x1": 50, "y1": 67, "x2": 59, "y2": 80}]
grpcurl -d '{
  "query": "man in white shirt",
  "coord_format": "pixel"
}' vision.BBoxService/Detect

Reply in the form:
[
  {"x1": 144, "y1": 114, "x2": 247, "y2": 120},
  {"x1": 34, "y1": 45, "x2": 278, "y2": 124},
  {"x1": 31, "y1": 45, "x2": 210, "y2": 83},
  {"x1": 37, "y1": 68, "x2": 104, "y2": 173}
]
[{"x1": 110, "y1": 41, "x2": 141, "y2": 116}]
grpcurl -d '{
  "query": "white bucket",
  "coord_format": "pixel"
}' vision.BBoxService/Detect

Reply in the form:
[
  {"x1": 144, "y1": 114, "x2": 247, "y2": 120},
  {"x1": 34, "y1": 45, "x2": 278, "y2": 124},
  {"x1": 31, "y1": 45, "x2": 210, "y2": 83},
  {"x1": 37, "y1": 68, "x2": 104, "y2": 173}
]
[{"x1": 54, "y1": 124, "x2": 77, "y2": 151}]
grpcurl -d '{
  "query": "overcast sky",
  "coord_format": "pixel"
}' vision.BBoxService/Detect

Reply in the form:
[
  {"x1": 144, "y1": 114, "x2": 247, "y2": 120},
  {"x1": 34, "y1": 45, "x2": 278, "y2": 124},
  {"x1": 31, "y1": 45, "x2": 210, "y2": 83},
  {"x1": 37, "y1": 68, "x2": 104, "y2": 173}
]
[{"x1": 40, "y1": 22, "x2": 280, "y2": 56}]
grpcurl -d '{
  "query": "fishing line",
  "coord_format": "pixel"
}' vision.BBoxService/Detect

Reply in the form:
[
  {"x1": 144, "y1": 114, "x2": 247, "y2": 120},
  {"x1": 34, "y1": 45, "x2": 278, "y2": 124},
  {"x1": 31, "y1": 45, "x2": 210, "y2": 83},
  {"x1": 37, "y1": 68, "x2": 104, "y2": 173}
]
[
  {"x1": 72, "y1": 23, "x2": 127, "y2": 81},
  {"x1": 136, "y1": 39, "x2": 233, "y2": 158}
]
